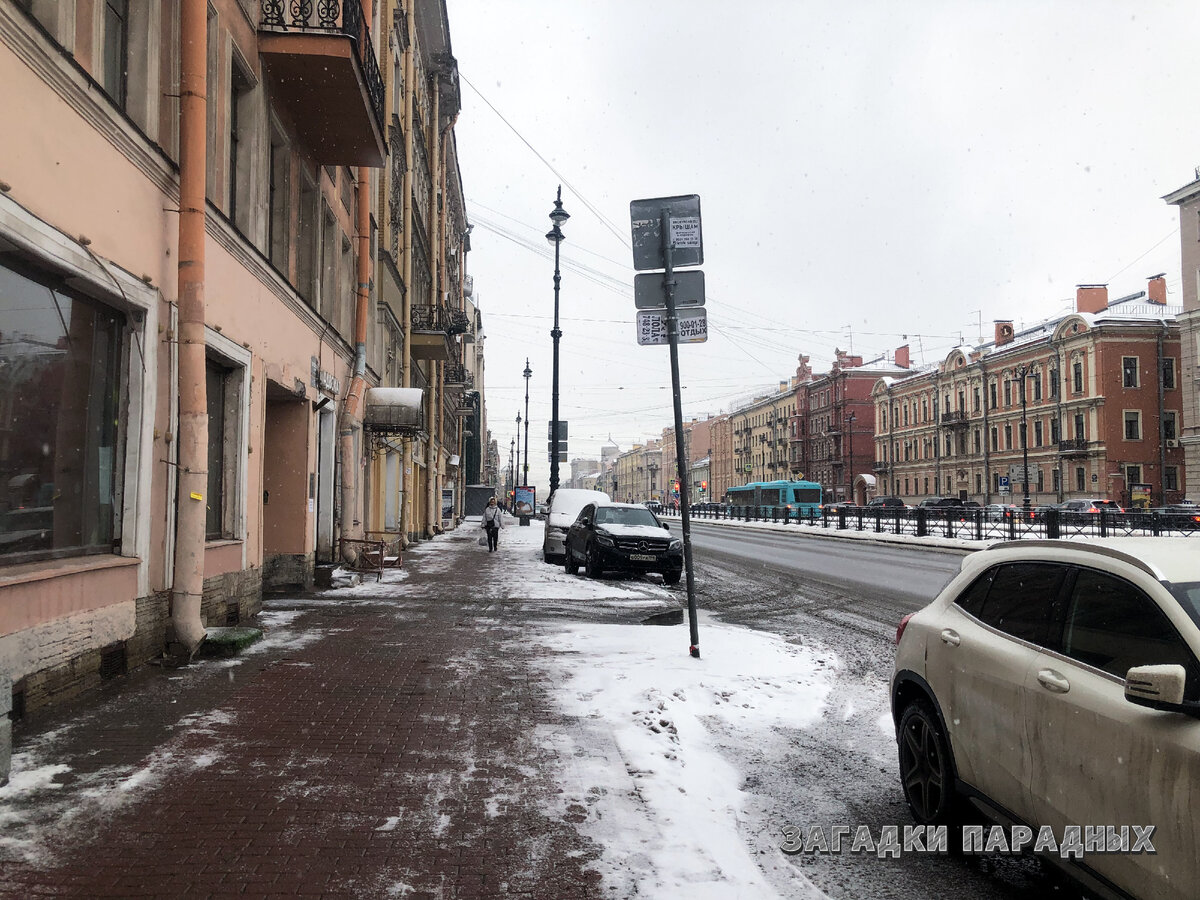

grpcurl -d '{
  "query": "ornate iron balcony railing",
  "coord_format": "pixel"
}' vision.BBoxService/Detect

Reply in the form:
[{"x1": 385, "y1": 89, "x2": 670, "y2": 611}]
[{"x1": 260, "y1": 0, "x2": 384, "y2": 135}]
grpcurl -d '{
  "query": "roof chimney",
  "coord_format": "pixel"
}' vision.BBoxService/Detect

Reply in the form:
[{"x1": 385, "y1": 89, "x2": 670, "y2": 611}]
[
  {"x1": 894, "y1": 344, "x2": 910, "y2": 368},
  {"x1": 1147, "y1": 273, "x2": 1167, "y2": 305},
  {"x1": 994, "y1": 320, "x2": 1014, "y2": 346},
  {"x1": 1076, "y1": 284, "x2": 1108, "y2": 315}
]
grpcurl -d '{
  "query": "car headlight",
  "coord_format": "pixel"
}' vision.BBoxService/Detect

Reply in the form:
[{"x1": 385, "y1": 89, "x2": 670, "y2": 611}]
[
  {"x1": 595, "y1": 533, "x2": 615, "y2": 547},
  {"x1": 669, "y1": 539, "x2": 682, "y2": 551}
]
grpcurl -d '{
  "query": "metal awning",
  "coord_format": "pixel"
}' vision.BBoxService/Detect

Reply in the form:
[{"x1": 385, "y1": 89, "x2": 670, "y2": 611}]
[{"x1": 364, "y1": 387, "x2": 424, "y2": 433}]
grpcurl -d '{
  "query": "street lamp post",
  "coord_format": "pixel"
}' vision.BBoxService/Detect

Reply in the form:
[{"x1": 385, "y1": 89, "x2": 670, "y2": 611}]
[
  {"x1": 522, "y1": 358, "x2": 532, "y2": 489},
  {"x1": 545, "y1": 187, "x2": 570, "y2": 494},
  {"x1": 509, "y1": 437, "x2": 515, "y2": 508},
  {"x1": 515, "y1": 412, "x2": 522, "y2": 489},
  {"x1": 1013, "y1": 365, "x2": 1035, "y2": 512}
]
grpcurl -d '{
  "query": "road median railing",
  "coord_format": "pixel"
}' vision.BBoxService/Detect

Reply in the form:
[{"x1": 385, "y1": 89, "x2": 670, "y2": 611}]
[{"x1": 670, "y1": 504, "x2": 1199, "y2": 542}]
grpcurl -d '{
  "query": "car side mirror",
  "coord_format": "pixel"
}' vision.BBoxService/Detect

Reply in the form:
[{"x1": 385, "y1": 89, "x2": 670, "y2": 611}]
[
  {"x1": 1125, "y1": 664, "x2": 1198, "y2": 715},
  {"x1": 662, "y1": 522, "x2": 670, "y2": 531},
  {"x1": 579, "y1": 517, "x2": 590, "y2": 528}
]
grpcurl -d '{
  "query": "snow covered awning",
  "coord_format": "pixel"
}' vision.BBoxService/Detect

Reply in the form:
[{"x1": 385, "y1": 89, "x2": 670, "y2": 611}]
[{"x1": 364, "y1": 388, "x2": 424, "y2": 434}]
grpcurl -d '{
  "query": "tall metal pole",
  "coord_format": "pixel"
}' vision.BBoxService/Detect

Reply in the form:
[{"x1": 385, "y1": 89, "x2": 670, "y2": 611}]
[
  {"x1": 522, "y1": 359, "x2": 532, "y2": 489},
  {"x1": 547, "y1": 187, "x2": 569, "y2": 494},
  {"x1": 661, "y1": 207, "x2": 700, "y2": 659},
  {"x1": 515, "y1": 413, "x2": 522, "y2": 489},
  {"x1": 509, "y1": 437, "x2": 515, "y2": 506}
]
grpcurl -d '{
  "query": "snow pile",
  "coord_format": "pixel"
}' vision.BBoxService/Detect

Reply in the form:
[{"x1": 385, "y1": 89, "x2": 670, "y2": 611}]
[{"x1": 534, "y1": 615, "x2": 832, "y2": 899}]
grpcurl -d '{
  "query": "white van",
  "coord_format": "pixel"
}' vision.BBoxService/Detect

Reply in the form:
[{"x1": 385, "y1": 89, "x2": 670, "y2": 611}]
[{"x1": 542, "y1": 488, "x2": 611, "y2": 563}]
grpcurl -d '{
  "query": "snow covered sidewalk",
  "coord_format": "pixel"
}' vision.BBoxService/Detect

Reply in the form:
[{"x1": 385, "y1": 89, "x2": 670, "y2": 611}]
[{"x1": 0, "y1": 520, "x2": 836, "y2": 899}]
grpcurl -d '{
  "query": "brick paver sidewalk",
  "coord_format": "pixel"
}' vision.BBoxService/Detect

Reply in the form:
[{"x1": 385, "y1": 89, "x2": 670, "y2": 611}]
[{"x1": 0, "y1": 526, "x2": 625, "y2": 899}]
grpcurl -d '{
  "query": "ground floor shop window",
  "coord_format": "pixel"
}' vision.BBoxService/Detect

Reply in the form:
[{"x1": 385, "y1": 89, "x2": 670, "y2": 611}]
[{"x1": 0, "y1": 260, "x2": 125, "y2": 561}]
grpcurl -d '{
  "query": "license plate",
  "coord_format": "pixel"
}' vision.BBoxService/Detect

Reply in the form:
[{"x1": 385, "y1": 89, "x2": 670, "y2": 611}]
[{"x1": 630, "y1": 553, "x2": 657, "y2": 561}]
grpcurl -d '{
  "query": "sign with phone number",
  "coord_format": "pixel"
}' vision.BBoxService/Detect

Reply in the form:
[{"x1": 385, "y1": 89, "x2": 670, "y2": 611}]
[{"x1": 636, "y1": 308, "x2": 708, "y2": 345}]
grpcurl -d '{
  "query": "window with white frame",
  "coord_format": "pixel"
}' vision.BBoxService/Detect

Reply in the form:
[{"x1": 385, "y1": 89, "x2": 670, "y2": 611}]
[
  {"x1": 1166, "y1": 467, "x2": 1179, "y2": 492},
  {"x1": 1164, "y1": 411, "x2": 1178, "y2": 441},
  {"x1": 1076, "y1": 467, "x2": 1085, "y2": 491},
  {"x1": 204, "y1": 332, "x2": 250, "y2": 541},
  {"x1": 1122, "y1": 356, "x2": 1139, "y2": 389},
  {"x1": 1162, "y1": 358, "x2": 1176, "y2": 391},
  {"x1": 1124, "y1": 410, "x2": 1141, "y2": 441},
  {"x1": 0, "y1": 258, "x2": 125, "y2": 561}
]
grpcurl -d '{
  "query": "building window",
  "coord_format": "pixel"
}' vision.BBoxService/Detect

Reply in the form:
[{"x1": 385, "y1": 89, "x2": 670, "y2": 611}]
[
  {"x1": 1162, "y1": 358, "x2": 1176, "y2": 391},
  {"x1": 1073, "y1": 361, "x2": 1083, "y2": 393},
  {"x1": 103, "y1": 0, "x2": 129, "y2": 107},
  {"x1": 229, "y1": 61, "x2": 255, "y2": 234},
  {"x1": 1166, "y1": 467, "x2": 1179, "y2": 492},
  {"x1": 975, "y1": 473, "x2": 982, "y2": 493},
  {"x1": 1032, "y1": 375, "x2": 1042, "y2": 402},
  {"x1": 0, "y1": 260, "x2": 126, "y2": 562},
  {"x1": 989, "y1": 382, "x2": 997, "y2": 409},
  {"x1": 973, "y1": 388, "x2": 980, "y2": 412},
  {"x1": 1122, "y1": 357, "x2": 1139, "y2": 389},
  {"x1": 973, "y1": 430, "x2": 981, "y2": 454},
  {"x1": 268, "y1": 128, "x2": 291, "y2": 274},
  {"x1": 1164, "y1": 412, "x2": 1178, "y2": 441},
  {"x1": 990, "y1": 427, "x2": 998, "y2": 452},
  {"x1": 1049, "y1": 368, "x2": 1059, "y2": 399},
  {"x1": 1003, "y1": 380, "x2": 1012, "y2": 407},
  {"x1": 1034, "y1": 420, "x2": 1043, "y2": 447},
  {"x1": 1050, "y1": 418, "x2": 1060, "y2": 443},
  {"x1": 206, "y1": 359, "x2": 228, "y2": 539},
  {"x1": 1124, "y1": 411, "x2": 1141, "y2": 441},
  {"x1": 1076, "y1": 467, "x2": 1086, "y2": 491},
  {"x1": 1036, "y1": 469, "x2": 1044, "y2": 492},
  {"x1": 1053, "y1": 469, "x2": 1061, "y2": 493},
  {"x1": 993, "y1": 472, "x2": 1000, "y2": 493},
  {"x1": 1126, "y1": 465, "x2": 1142, "y2": 490},
  {"x1": 1004, "y1": 424, "x2": 1013, "y2": 449}
]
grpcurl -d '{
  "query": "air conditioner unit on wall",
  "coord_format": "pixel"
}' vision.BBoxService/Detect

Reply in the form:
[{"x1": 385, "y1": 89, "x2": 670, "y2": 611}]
[{"x1": 1166, "y1": 439, "x2": 1179, "y2": 449}]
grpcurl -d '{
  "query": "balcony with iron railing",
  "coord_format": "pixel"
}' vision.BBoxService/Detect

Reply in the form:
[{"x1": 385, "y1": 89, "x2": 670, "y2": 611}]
[
  {"x1": 258, "y1": 0, "x2": 386, "y2": 166},
  {"x1": 1058, "y1": 437, "x2": 1091, "y2": 456},
  {"x1": 444, "y1": 361, "x2": 472, "y2": 389},
  {"x1": 939, "y1": 410, "x2": 969, "y2": 427}
]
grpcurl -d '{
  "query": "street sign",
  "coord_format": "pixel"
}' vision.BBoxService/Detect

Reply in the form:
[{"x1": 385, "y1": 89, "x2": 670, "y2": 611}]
[
  {"x1": 629, "y1": 195, "x2": 703, "y2": 271},
  {"x1": 636, "y1": 308, "x2": 708, "y2": 345},
  {"x1": 547, "y1": 421, "x2": 567, "y2": 441},
  {"x1": 1008, "y1": 465, "x2": 1035, "y2": 484},
  {"x1": 998, "y1": 476, "x2": 1011, "y2": 490},
  {"x1": 634, "y1": 270, "x2": 705, "y2": 309},
  {"x1": 547, "y1": 450, "x2": 567, "y2": 462}
]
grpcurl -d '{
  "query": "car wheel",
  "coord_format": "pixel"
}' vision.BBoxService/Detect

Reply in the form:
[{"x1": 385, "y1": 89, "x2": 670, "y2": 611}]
[
  {"x1": 584, "y1": 544, "x2": 603, "y2": 579},
  {"x1": 662, "y1": 570, "x2": 681, "y2": 586},
  {"x1": 564, "y1": 549, "x2": 579, "y2": 575},
  {"x1": 897, "y1": 700, "x2": 958, "y2": 826}
]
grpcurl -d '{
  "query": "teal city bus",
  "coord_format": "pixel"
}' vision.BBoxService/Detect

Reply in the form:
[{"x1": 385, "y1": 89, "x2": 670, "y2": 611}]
[{"x1": 724, "y1": 480, "x2": 823, "y2": 519}]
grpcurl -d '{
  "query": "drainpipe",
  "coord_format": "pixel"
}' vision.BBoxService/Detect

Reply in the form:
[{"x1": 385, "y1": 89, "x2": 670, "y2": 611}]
[
  {"x1": 424, "y1": 78, "x2": 440, "y2": 537},
  {"x1": 338, "y1": 0, "x2": 375, "y2": 563},
  {"x1": 399, "y1": 2, "x2": 415, "y2": 546},
  {"x1": 980, "y1": 359, "x2": 990, "y2": 503},
  {"x1": 168, "y1": 0, "x2": 209, "y2": 659},
  {"x1": 435, "y1": 113, "x2": 457, "y2": 529}
]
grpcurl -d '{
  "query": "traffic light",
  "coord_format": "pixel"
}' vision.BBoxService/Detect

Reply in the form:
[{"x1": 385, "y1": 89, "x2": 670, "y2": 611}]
[{"x1": 700, "y1": 480, "x2": 708, "y2": 495}]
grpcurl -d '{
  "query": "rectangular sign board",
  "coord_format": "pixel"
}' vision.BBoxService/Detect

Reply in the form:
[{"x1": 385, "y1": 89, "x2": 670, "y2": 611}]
[
  {"x1": 1008, "y1": 465, "x2": 1035, "y2": 484},
  {"x1": 637, "y1": 308, "x2": 708, "y2": 345},
  {"x1": 548, "y1": 450, "x2": 567, "y2": 462},
  {"x1": 634, "y1": 270, "x2": 705, "y2": 309},
  {"x1": 630, "y1": 195, "x2": 703, "y2": 271},
  {"x1": 547, "y1": 421, "x2": 567, "y2": 441}
]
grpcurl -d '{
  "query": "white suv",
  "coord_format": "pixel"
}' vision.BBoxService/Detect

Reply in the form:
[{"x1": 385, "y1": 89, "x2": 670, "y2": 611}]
[{"x1": 892, "y1": 538, "x2": 1200, "y2": 900}]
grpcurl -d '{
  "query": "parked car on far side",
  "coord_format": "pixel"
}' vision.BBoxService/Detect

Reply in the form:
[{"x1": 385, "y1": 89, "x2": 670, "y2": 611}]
[{"x1": 866, "y1": 496, "x2": 907, "y2": 509}]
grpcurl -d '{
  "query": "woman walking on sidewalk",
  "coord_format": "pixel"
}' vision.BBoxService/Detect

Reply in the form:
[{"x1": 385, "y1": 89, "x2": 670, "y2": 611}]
[{"x1": 482, "y1": 496, "x2": 503, "y2": 551}]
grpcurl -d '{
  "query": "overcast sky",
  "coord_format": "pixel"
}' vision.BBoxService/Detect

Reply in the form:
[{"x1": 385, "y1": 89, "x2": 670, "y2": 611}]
[{"x1": 446, "y1": 0, "x2": 1200, "y2": 489}]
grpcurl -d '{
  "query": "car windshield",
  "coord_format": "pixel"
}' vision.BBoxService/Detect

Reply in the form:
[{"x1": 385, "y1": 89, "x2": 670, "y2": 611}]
[
  {"x1": 595, "y1": 507, "x2": 659, "y2": 527},
  {"x1": 1166, "y1": 581, "x2": 1200, "y2": 629}
]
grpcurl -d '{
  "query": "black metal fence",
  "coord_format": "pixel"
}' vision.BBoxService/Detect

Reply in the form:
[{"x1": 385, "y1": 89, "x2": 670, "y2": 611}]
[{"x1": 673, "y1": 505, "x2": 1200, "y2": 541}]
